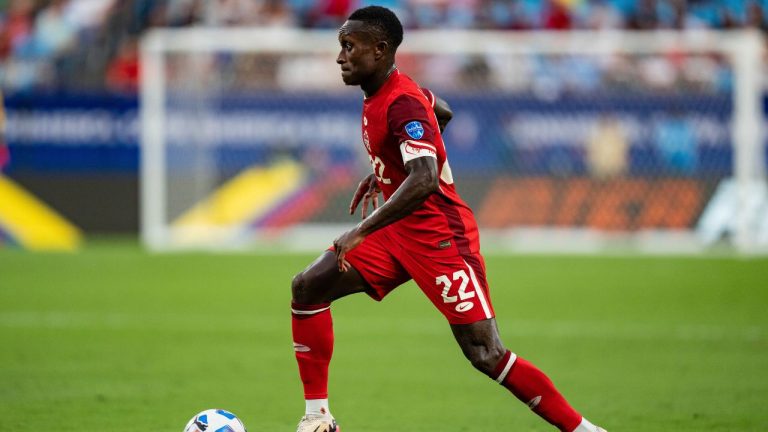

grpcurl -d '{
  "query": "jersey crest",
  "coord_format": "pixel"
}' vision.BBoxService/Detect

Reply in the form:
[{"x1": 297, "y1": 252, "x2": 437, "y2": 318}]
[
  {"x1": 359, "y1": 69, "x2": 480, "y2": 255},
  {"x1": 405, "y1": 121, "x2": 425, "y2": 139}
]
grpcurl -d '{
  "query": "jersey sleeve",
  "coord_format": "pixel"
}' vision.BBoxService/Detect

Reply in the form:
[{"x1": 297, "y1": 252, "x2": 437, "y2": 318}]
[
  {"x1": 387, "y1": 94, "x2": 438, "y2": 164},
  {"x1": 420, "y1": 87, "x2": 436, "y2": 108}
]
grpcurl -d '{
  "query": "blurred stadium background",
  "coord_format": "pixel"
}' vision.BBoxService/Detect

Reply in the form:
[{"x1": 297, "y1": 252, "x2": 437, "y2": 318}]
[
  {"x1": 1, "y1": 1, "x2": 768, "y2": 431},
  {"x1": 0, "y1": 0, "x2": 766, "y2": 252}
]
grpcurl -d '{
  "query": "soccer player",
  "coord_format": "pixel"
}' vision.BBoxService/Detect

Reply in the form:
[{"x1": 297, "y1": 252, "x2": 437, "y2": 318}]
[{"x1": 291, "y1": 6, "x2": 606, "y2": 432}]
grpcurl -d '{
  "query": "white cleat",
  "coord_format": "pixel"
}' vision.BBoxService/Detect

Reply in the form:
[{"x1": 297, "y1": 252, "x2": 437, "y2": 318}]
[
  {"x1": 295, "y1": 414, "x2": 339, "y2": 432},
  {"x1": 596, "y1": 428, "x2": 608, "y2": 432}
]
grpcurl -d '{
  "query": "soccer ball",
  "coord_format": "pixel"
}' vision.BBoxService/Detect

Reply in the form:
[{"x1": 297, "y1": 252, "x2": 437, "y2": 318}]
[{"x1": 183, "y1": 409, "x2": 247, "y2": 432}]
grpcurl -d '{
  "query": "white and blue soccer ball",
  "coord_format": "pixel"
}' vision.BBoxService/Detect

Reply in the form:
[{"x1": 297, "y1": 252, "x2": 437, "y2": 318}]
[{"x1": 183, "y1": 409, "x2": 247, "y2": 432}]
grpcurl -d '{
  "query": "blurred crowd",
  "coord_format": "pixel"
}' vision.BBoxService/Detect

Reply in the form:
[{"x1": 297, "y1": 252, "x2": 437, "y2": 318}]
[{"x1": 0, "y1": 0, "x2": 766, "y2": 92}]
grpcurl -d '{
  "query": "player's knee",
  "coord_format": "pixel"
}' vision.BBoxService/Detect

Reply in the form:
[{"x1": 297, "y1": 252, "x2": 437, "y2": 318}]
[
  {"x1": 465, "y1": 345, "x2": 506, "y2": 375},
  {"x1": 291, "y1": 270, "x2": 330, "y2": 304},
  {"x1": 291, "y1": 271, "x2": 312, "y2": 303}
]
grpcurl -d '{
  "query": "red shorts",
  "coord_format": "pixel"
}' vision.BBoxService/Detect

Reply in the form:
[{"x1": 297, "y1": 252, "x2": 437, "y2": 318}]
[{"x1": 340, "y1": 226, "x2": 495, "y2": 325}]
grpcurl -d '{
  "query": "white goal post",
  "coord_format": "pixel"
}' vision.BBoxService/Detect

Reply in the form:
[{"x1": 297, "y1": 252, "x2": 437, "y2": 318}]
[{"x1": 140, "y1": 28, "x2": 767, "y2": 254}]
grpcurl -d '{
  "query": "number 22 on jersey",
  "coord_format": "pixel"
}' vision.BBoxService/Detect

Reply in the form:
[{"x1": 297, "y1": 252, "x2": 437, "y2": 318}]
[
  {"x1": 436, "y1": 270, "x2": 475, "y2": 313},
  {"x1": 369, "y1": 154, "x2": 392, "y2": 185}
]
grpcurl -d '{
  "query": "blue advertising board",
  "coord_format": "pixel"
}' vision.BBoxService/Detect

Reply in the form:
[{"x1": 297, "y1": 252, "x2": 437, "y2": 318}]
[{"x1": 3, "y1": 91, "x2": 753, "y2": 176}]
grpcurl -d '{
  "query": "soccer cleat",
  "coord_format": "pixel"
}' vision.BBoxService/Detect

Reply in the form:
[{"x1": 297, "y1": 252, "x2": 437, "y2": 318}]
[{"x1": 295, "y1": 414, "x2": 339, "y2": 432}]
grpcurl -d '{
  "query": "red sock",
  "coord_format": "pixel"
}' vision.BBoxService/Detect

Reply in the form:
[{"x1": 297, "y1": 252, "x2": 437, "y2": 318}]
[
  {"x1": 491, "y1": 351, "x2": 582, "y2": 432},
  {"x1": 291, "y1": 302, "x2": 334, "y2": 399}
]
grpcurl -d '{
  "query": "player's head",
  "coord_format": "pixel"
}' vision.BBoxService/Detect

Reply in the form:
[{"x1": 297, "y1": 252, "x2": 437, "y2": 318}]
[{"x1": 336, "y1": 6, "x2": 403, "y2": 86}]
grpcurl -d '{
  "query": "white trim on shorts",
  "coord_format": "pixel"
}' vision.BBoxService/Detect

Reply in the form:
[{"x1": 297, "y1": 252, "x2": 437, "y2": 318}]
[{"x1": 463, "y1": 258, "x2": 492, "y2": 320}]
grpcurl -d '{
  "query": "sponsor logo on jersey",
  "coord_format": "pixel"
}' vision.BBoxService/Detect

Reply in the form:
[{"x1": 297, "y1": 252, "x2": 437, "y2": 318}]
[{"x1": 405, "y1": 121, "x2": 425, "y2": 139}]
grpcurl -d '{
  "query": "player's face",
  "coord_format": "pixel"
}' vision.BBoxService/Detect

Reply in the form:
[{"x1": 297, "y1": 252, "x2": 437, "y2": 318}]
[{"x1": 336, "y1": 20, "x2": 379, "y2": 86}]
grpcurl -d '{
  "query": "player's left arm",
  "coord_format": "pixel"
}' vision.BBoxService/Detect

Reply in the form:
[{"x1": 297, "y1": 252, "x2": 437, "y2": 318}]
[
  {"x1": 357, "y1": 156, "x2": 438, "y2": 234},
  {"x1": 333, "y1": 157, "x2": 438, "y2": 271},
  {"x1": 333, "y1": 93, "x2": 441, "y2": 271}
]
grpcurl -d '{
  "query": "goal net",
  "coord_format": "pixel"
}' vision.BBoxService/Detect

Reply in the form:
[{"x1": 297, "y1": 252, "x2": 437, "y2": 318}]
[{"x1": 140, "y1": 28, "x2": 767, "y2": 254}]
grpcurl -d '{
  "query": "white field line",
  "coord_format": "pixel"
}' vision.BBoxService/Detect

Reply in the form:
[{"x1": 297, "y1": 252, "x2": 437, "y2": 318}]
[{"x1": 0, "y1": 311, "x2": 764, "y2": 343}]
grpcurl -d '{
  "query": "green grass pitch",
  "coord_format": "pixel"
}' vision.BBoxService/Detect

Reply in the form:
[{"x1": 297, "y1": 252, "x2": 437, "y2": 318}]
[{"x1": 1, "y1": 239, "x2": 767, "y2": 431}]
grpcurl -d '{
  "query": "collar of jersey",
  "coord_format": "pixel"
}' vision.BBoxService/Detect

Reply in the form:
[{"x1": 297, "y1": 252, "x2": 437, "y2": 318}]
[{"x1": 364, "y1": 68, "x2": 400, "y2": 101}]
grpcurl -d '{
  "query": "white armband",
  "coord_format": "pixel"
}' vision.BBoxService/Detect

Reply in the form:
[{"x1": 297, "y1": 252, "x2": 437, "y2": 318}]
[{"x1": 400, "y1": 140, "x2": 437, "y2": 164}]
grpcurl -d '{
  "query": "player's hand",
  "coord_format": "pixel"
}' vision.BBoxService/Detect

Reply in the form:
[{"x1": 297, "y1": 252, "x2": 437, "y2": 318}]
[
  {"x1": 349, "y1": 173, "x2": 381, "y2": 219},
  {"x1": 333, "y1": 227, "x2": 365, "y2": 272}
]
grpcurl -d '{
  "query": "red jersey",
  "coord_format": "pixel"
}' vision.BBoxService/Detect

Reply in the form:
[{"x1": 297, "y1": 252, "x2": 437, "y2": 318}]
[{"x1": 361, "y1": 69, "x2": 480, "y2": 256}]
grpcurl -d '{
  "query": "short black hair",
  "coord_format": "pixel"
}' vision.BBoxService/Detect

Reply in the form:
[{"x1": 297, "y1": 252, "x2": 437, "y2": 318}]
[{"x1": 348, "y1": 6, "x2": 404, "y2": 52}]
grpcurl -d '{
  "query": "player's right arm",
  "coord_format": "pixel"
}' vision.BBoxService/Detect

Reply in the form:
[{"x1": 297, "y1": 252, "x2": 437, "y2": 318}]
[
  {"x1": 421, "y1": 87, "x2": 453, "y2": 133},
  {"x1": 433, "y1": 95, "x2": 452, "y2": 133}
]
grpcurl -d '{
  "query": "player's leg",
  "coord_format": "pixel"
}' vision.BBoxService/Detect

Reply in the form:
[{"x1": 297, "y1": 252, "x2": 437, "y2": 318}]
[
  {"x1": 400, "y1": 250, "x2": 603, "y2": 432},
  {"x1": 451, "y1": 320, "x2": 603, "y2": 432},
  {"x1": 292, "y1": 250, "x2": 370, "y2": 304},
  {"x1": 291, "y1": 251, "x2": 369, "y2": 431},
  {"x1": 291, "y1": 231, "x2": 409, "y2": 432}
]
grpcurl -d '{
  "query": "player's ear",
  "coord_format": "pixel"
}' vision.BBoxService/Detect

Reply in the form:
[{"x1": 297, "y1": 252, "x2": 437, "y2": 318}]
[{"x1": 374, "y1": 40, "x2": 389, "y2": 60}]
